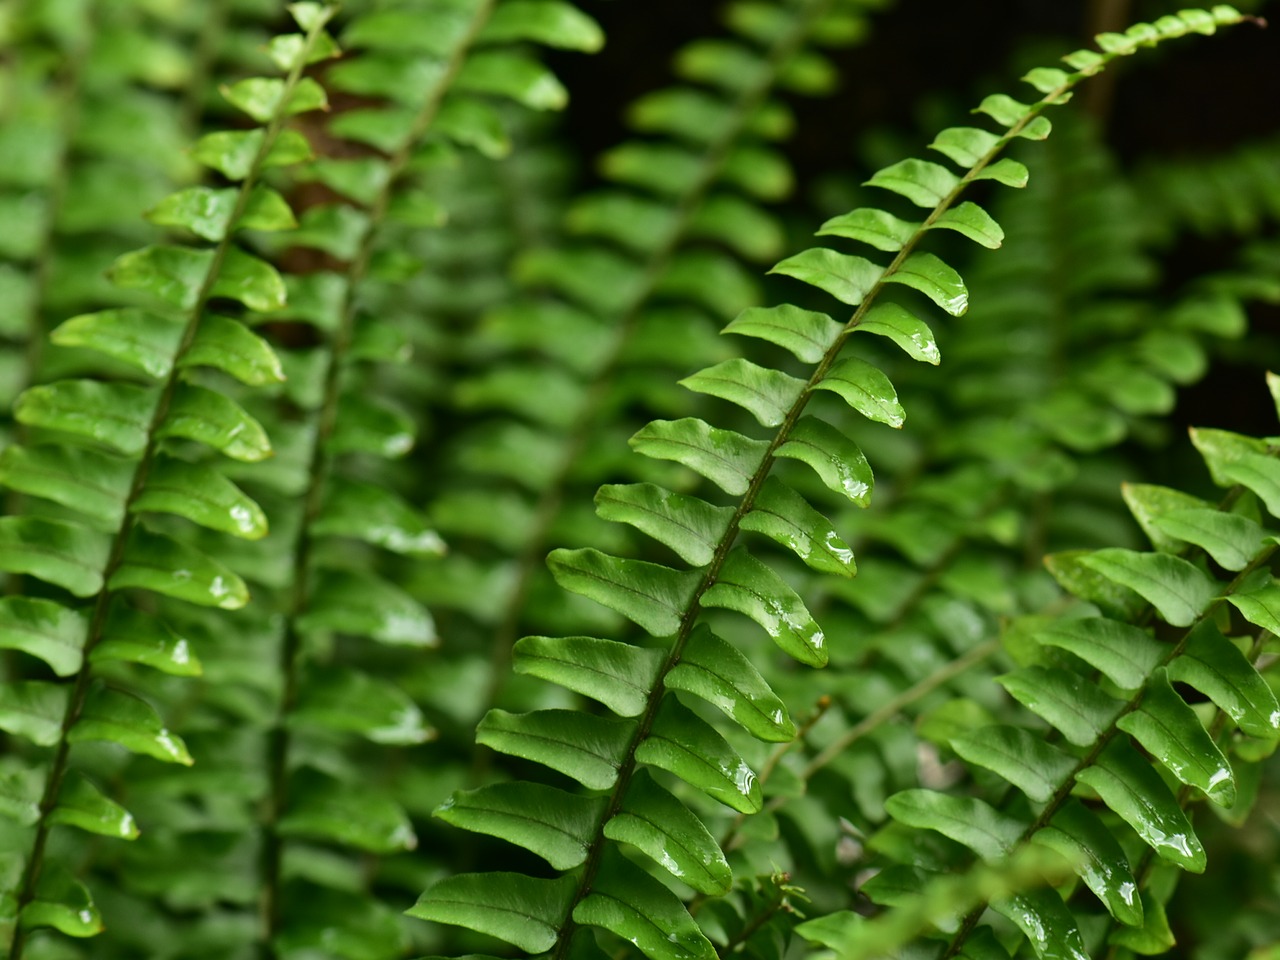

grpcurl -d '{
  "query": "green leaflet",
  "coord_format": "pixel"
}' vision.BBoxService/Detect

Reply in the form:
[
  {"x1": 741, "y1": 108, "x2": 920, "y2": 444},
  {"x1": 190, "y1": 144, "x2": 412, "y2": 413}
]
[
  {"x1": 313, "y1": 477, "x2": 444, "y2": 556},
  {"x1": 409, "y1": 872, "x2": 576, "y2": 954},
  {"x1": 929, "y1": 125, "x2": 1000, "y2": 166},
  {"x1": 1116, "y1": 668, "x2": 1235, "y2": 805},
  {"x1": 329, "y1": 394, "x2": 416, "y2": 458},
  {"x1": 665, "y1": 623, "x2": 796, "y2": 742},
  {"x1": 630, "y1": 418, "x2": 769, "y2": 496},
  {"x1": 478, "y1": 709, "x2": 635, "y2": 790},
  {"x1": 110, "y1": 527, "x2": 248, "y2": 610},
  {"x1": 20, "y1": 865, "x2": 103, "y2": 938},
  {"x1": 0, "y1": 681, "x2": 69, "y2": 746},
  {"x1": 69, "y1": 685, "x2": 192, "y2": 765},
  {"x1": 1033, "y1": 617, "x2": 1165, "y2": 690},
  {"x1": 93, "y1": 603, "x2": 201, "y2": 676},
  {"x1": 297, "y1": 569, "x2": 436, "y2": 646},
  {"x1": 884, "y1": 251, "x2": 969, "y2": 316},
  {"x1": 1168, "y1": 620, "x2": 1280, "y2": 739},
  {"x1": 1032, "y1": 799, "x2": 1143, "y2": 927},
  {"x1": 1108, "y1": 892, "x2": 1175, "y2": 954},
  {"x1": 813, "y1": 355, "x2": 905, "y2": 428},
  {"x1": 278, "y1": 768, "x2": 416, "y2": 854},
  {"x1": 146, "y1": 184, "x2": 296, "y2": 241},
  {"x1": 160, "y1": 384, "x2": 273, "y2": 462},
  {"x1": 991, "y1": 888, "x2": 1089, "y2": 960},
  {"x1": 547, "y1": 548, "x2": 700, "y2": 636},
  {"x1": 1075, "y1": 738, "x2": 1206, "y2": 872},
  {"x1": 595, "y1": 483, "x2": 732, "y2": 567},
  {"x1": 1151, "y1": 507, "x2": 1267, "y2": 570},
  {"x1": 0, "y1": 445, "x2": 133, "y2": 529},
  {"x1": 49, "y1": 308, "x2": 182, "y2": 379},
  {"x1": 884, "y1": 790, "x2": 1023, "y2": 861},
  {"x1": 0, "y1": 517, "x2": 110, "y2": 597},
  {"x1": 1122, "y1": 483, "x2": 1215, "y2": 553},
  {"x1": 769, "y1": 248, "x2": 884, "y2": 305},
  {"x1": 775, "y1": 415, "x2": 873, "y2": 506},
  {"x1": 1226, "y1": 576, "x2": 1280, "y2": 636},
  {"x1": 456, "y1": 50, "x2": 568, "y2": 109},
  {"x1": 741, "y1": 475, "x2": 856, "y2": 577},
  {"x1": 818, "y1": 207, "x2": 917, "y2": 251},
  {"x1": 865, "y1": 158, "x2": 959, "y2": 207},
  {"x1": 437, "y1": 782, "x2": 604, "y2": 870},
  {"x1": 722, "y1": 303, "x2": 841, "y2": 363},
  {"x1": 183, "y1": 315, "x2": 285, "y2": 386},
  {"x1": 513, "y1": 636, "x2": 664, "y2": 717},
  {"x1": 291, "y1": 667, "x2": 431, "y2": 745},
  {"x1": 134, "y1": 457, "x2": 268, "y2": 540},
  {"x1": 192, "y1": 128, "x2": 314, "y2": 181},
  {"x1": 220, "y1": 75, "x2": 329, "y2": 123},
  {"x1": 0, "y1": 598, "x2": 86, "y2": 677},
  {"x1": 854, "y1": 302, "x2": 940, "y2": 364},
  {"x1": 15, "y1": 380, "x2": 155, "y2": 456},
  {"x1": 949, "y1": 724, "x2": 1075, "y2": 803},
  {"x1": 1191, "y1": 427, "x2": 1280, "y2": 517},
  {"x1": 636, "y1": 697, "x2": 762, "y2": 813},
  {"x1": 679, "y1": 359, "x2": 805, "y2": 428},
  {"x1": 605, "y1": 769, "x2": 732, "y2": 895},
  {"x1": 1044, "y1": 550, "x2": 1147, "y2": 622},
  {"x1": 702, "y1": 548, "x2": 826, "y2": 666},
  {"x1": 49, "y1": 772, "x2": 138, "y2": 840},
  {"x1": 108, "y1": 245, "x2": 212, "y2": 310},
  {"x1": 930, "y1": 201, "x2": 1004, "y2": 248},
  {"x1": 1078, "y1": 548, "x2": 1218, "y2": 627},
  {"x1": 996, "y1": 666, "x2": 1124, "y2": 746},
  {"x1": 573, "y1": 848, "x2": 716, "y2": 960}
]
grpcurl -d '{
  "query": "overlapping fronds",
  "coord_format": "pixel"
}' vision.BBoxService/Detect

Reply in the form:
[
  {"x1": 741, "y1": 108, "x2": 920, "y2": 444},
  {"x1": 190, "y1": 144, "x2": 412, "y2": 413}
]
[{"x1": 413, "y1": 11, "x2": 1259, "y2": 960}]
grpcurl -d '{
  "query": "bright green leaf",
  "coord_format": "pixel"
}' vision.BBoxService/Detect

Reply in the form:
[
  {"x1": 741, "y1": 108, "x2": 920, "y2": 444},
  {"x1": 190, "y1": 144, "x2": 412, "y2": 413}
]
[
  {"x1": 477, "y1": 708, "x2": 634, "y2": 791},
  {"x1": 768, "y1": 248, "x2": 884, "y2": 306},
  {"x1": 636, "y1": 697, "x2": 761, "y2": 813},
  {"x1": 111, "y1": 527, "x2": 248, "y2": 609},
  {"x1": 775, "y1": 415, "x2": 873, "y2": 506},
  {"x1": 437, "y1": 782, "x2": 604, "y2": 870},
  {"x1": 814, "y1": 355, "x2": 905, "y2": 428},
  {"x1": 703, "y1": 548, "x2": 827, "y2": 666},
  {"x1": 512, "y1": 635, "x2": 664, "y2": 717},
  {"x1": 69, "y1": 685, "x2": 192, "y2": 765}
]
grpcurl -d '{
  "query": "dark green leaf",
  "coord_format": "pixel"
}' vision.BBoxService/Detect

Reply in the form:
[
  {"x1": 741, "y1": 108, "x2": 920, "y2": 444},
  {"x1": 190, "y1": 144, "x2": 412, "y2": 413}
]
[
  {"x1": 1075, "y1": 738, "x2": 1205, "y2": 872},
  {"x1": 111, "y1": 527, "x2": 248, "y2": 610},
  {"x1": 1226, "y1": 576, "x2": 1280, "y2": 636},
  {"x1": 1033, "y1": 799, "x2": 1143, "y2": 927},
  {"x1": 1034, "y1": 617, "x2": 1164, "y2": 690},
  {"x1": 0, "y1": 444, "x2": 133, "y2": 528},
  {"x1": 630, "y1": 418, "x2": 768, "y2": 496},
  {"x1": 15, "y1": 380, "x2": 155, "y2": 455},
  {"x1": 69, "y1": 685, "x2": 192, "y2": 765},
  {"x1": 884, "y1": 251, "x2": 968, "y2": 316},
  {"x1": 314, "y1": 477, "x2": 444, "y2": 556},
  {"x1": 1108, "y1": 892, "x2": 1175, "y2": 954},
  {"x1": 1168, "y1": 619, "x2": 1279, "y2": 739},
  {"x1": 134, "y1": 457, "x2": 267, "y2": 539},
  {"x1": 292, "y1": 667, "x2": 431, "y2": 744},
  {"x1": 679, "y1": 359, "x2": 804, "y2": 428},
  {"x1": 330, "y1": 394, "x2": 416, "y2": 458},
  {"x1": 884, "y1": 789, "x2": 1022, "y2": 861},
  {"x1": 477, "y1": 709, "x2": 634, "y2": 791},
  {"x1": 513, "y1": 635, "x2": 664, "y2": 717},
  {"x1": 1078, "y1": 548, "x2": 1218, "y2": 627},
  {"x1": 595, "y1": 484, "x2": 732, "y2": 567},
  {"x1": 637, "y1": 697, "x2": 761, "y2": 813},
  {"x1": 1117, "y1": 668, "x2": 1235, "y2": 805},
  {"x1": 437, "y1": 782, "x2": 604, "y2": 870},
  {"x1": 741, "y1": 475, "x2": 856, "y2": 577},
  {"x1": 722, "y1": 304, "x2": 841, "y2": 363},
  {"x1": 996, "y1": 666, "x2": 1124, "y2": 746},
  {"x1": 702, "y1": 548, "x2": 827, "y2": 667},
  {"x1": 768, "y1": 248, "x2": 884, "y2": 305},
  {"x1": 50, "y1": 772, "x2": 138, "y2": 839},
  {"x1": 0, "y1": 517, "x2": 109, "y2": 597},
  {"x1": 667, "y1": 623, "x2": 795, "y2": 741},
  {"x1": 409, "y1": 872, "x2": 576, "y2": 954},
  {"x1": 950, "y1": 725, "x2": 1075, "y2": 803},
  {"x1": 991, "y1": 888, "x2": 1089, "y2": 960},
  {"x1": 548, "y1": 548, "x2": 699, "y2": 637},
  {"x1": 0, "y1": 681, "x2": 68, "y2": 746},
  {"x1": 573, "y1": 848, "x2": 716, "y2": 960},
  {"x1": 606, "y1": 769, "x2": 731, "y2": 895},
  {"x1": 1044, "y1": 550, "x2": 1147, "y2": 622},
  {"x1": 279, "y1": 768, "x2": 415, "y2": 853},
  {"x1": 0, "y1": 598, "x2": 85, "y2": 676},
  {"x1": 298, "y1": 569, "x2": 436, "y2": 646},
  {"x1": 814, "y1": 356, "x2": 905, "y2": 428},
  {"x1": 49, "y1": 308, "x2": 181, "y2": 378},
  {"x1": 775, "y1": 415, "x2": 873, "y2": 506},
  {"x1": 854, "y1": 302, "x2": 940, "y2": 364}
]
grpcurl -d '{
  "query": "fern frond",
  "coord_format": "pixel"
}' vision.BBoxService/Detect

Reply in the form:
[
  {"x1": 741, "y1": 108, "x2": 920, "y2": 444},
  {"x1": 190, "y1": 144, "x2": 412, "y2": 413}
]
[{"x1": 415, "y1": 10, "x2": 1259, "y2": 960}]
